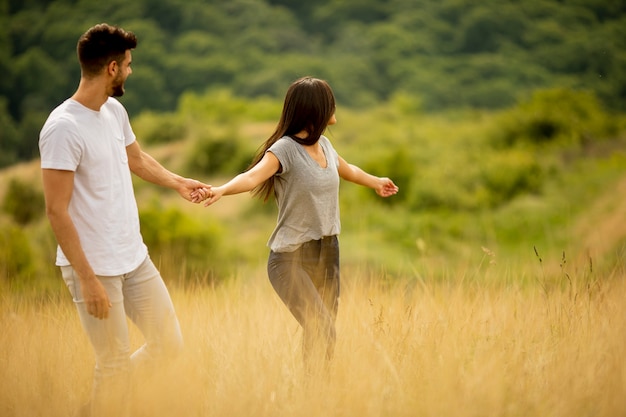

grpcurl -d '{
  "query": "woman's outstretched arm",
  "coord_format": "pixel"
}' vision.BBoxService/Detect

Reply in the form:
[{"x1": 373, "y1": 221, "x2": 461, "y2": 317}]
[
  {"x1": 203, "y1": 151, "x2": 280, "y2": 206},
  {"x1": 337, "y1": 155, "x2": 399, "y2": 197}
]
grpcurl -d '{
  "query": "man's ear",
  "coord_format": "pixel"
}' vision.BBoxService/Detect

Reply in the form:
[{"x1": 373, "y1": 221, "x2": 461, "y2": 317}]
[{"x1": 107, "y1": 60, "x2": 118, "y2": 76}]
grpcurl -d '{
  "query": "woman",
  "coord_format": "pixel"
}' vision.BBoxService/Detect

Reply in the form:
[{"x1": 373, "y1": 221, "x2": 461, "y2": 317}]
[{"x1": 202, "y1": 76, "x2": 398, "y2": 371}]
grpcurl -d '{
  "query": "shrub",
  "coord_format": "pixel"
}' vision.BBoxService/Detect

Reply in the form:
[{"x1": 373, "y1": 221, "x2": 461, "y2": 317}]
[
  {"x1": 479, "y1": 149, "x2": 544, "y2": 206},
  {"x1": 490, "y1": 88, "x2": 619, "y2": 149},
  {"x1": 133, "y1": 112, "x2": 189, "y2": 145},
  {"x1": 361, "y1": 148, "x2": 414, "y2": 206},
  {"x1": 139, "y1": 201, "x2": 226, "y2": 280},
  {"x1": 0, "y1": 224, "x2": 35, "y2": 282},
  {"x1": 185, "y1": 129, "x2": 254, "y2": 176},
  {"x1": 2, "y1": 178, "x2": 45, "y2": 226}
]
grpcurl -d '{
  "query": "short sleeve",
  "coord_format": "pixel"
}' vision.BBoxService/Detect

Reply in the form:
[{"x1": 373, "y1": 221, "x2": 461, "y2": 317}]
[
  {"x1": 268, "y1": 137, "x2": 295, "y2": 175},
  {"x1": 39, "y1": 117, "x2": 82, "y2": 171}
]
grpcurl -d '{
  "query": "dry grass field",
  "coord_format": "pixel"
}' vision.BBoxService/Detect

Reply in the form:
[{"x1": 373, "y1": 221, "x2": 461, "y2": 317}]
[
  {"x1": 2, "y1": 132, "x2": 626, "y2": 416},
  {"x1": 1, "y1": 263, "x2": 625, "y2": 417}
]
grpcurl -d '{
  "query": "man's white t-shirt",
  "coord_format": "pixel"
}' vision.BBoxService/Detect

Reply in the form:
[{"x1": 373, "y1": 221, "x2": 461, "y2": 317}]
[{"x1": 39, "y1": 97, "x2": 148, "y2": 275}]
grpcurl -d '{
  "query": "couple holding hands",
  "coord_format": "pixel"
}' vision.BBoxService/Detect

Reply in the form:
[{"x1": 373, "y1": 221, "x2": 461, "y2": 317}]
[{"x1": 39, "y1": 23, "x2": 398, "y2": 416}]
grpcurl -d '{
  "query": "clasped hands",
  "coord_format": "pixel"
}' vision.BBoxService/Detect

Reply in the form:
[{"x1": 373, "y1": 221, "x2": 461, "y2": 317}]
[{"x1": 190, "y1": 186, "x2": 212, "y2": 203}]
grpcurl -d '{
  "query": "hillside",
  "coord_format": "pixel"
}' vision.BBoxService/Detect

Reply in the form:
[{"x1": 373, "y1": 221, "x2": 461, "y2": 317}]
[
  {"x1": 2, "y1": 135, "x2": 625, "y2": 287},
  {"x1": 2, "y1": 0, "x2": 626, "y2": 168},
  {"x1": 2, "y1": 85, "x2": 626, "y2": 287}
]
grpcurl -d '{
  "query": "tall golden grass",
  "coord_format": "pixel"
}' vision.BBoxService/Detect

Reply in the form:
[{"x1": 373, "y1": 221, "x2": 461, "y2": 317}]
[{"x1": 1, "y1": 262, "x2": 625, "y2": 417}]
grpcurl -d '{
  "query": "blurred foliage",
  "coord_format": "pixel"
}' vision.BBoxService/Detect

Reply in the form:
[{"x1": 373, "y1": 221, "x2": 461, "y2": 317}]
[
  {"x1": 185, "y1": 129, "x2": 252, "y2": 177},
  {"x1": 138, "y1": 198, "x2": 226, "y2": 280},
  {"x1": 2, "y1": 177, "x2": 45, "y2": 225},
  {"x1": 133, "y1": 89, "x2": 279, "y2": 176},
  {"x1": 0, "y1": 98, "x2": 20, "y2": 167},
  {"x1": 1, "y1": 80, "x2": 625, "y2": 286},
  {"x1": 2, "y1": 0, "x2": 626, "y2": 168},
  {"x1": 133, "y1": 112, "x2": 189, "y2": 145},
  {"x1": 479, "y1": 149, "x2": 544, "y2": 207},
  {"x1": 0, "y1": 223, "x2": 35, "y2": 283},
  {"x1": 489, "y1": 89, "x2": 621, "y2": 149}
]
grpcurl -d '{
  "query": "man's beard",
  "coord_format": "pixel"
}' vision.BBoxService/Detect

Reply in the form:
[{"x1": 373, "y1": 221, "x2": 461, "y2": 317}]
[{"x1": 111, "y1": 74, "x2": 125, "y2": 97}]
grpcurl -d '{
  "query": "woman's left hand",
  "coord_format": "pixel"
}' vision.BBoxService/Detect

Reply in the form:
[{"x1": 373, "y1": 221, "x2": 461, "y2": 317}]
[{"x1": 376, "y1": 178, "x2": 399, "y2": 197}]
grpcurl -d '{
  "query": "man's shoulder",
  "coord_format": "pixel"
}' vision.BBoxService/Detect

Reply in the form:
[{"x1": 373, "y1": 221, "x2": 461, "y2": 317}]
[
  {"x1": 103, "y1": 97, "x2": 131, "y2": 120},
  {"x1": 103, "y1": 97, "x2": 127, "y2": 113},
  {"x1": 43, "y1": 100, "x2": 79, "y2": 131},
  {"x1": 104, "y1": 96, "x2": 123, "y2": 107}
]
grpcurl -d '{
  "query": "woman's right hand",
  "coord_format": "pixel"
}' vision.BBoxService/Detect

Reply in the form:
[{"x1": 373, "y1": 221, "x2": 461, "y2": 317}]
[{"x1": 203, "y1": 186, "x2": 224, "y2": 207}]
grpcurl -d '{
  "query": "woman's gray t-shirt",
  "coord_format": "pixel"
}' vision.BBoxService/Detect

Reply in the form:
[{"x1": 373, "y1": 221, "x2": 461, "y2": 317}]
[{"x1": 267, "y1": 135, "x2": 341, "y2": 252}]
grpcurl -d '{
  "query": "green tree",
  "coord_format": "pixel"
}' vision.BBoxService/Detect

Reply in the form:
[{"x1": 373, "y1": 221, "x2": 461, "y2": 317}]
[
  {"x1": 0, "y1": 98, "x2": 19, "y2": 167},
  {"x1": 14, "y1": 47, "x2": 68, "y2": 116}
]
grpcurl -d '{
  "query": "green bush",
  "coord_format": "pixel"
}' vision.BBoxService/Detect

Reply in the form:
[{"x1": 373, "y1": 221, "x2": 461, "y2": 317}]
[
  {"x1": 479, "y1": 149, "x2": 544, "y2": 206},
  {"x1": 491, "y1": 88, "x2": 619, "y2": 149},
  {"x1": 362, "y1": 148, "x2": 414, "y2": 205},
  {"x1": 2, "y1": 178, "x2": 45, "y2": 225},
  {"x1": 0, "y1": 224, "x2": 35, "y2": 283},
  {"x1": 133, "y1": 112, "x2": 188, "y2": 145},
  {"x1": 185, "y1": 129, "x2": 254, "y2": 176},
  {"x1": 178, "y1": 89, "x2": 281, "y2": 123},
  {"x1": 139, "y1": 200, "x2": 226, "y2": 280}
]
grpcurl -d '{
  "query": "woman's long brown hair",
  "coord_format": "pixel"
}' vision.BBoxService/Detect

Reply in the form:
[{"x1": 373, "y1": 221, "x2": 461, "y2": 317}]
[{"x1": 250, "y1": 76, "x2": 336, "y2": 202}]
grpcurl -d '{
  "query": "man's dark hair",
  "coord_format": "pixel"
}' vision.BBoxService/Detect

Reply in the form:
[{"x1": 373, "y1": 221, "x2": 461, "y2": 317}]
[{"x1": 77, "y1": 23, "x2": 137, "y2": 77}]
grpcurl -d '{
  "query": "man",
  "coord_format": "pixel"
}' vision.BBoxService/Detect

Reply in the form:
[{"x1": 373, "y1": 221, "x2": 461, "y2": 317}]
[{"x1": 39, "y1": 23, "x2": 211, "y2": 416}]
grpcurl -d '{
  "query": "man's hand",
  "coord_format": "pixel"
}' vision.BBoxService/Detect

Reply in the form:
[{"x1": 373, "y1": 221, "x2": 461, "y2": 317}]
[
  {"x1": 81, "y1": 277, "x2": 112, "y2": 319},
  {"x1": 177, "y1": 178, "x2": 212, "y2": 203},
  {"x1": 42, "y1": 168, "x2": 112, "y2": 319}
]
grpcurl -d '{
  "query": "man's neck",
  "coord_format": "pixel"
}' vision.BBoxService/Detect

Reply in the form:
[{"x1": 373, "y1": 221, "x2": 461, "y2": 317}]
[{"x1": 71, "y1": 78, "x2": 109, "y2": 111}]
